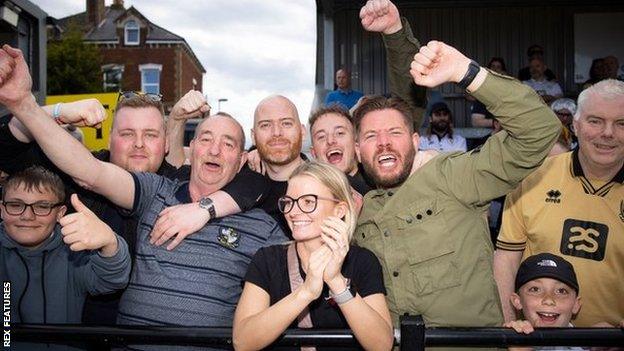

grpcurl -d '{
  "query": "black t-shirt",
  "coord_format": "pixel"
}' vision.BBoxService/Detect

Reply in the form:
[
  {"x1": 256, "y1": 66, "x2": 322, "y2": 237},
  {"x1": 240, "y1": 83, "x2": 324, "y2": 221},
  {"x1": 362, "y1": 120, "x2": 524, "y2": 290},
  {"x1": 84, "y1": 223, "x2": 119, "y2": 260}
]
[
  {"x1": 470, "y1": 100, "x2": 494, "y2": 120},
  {"x1": 244, "y1": 244, "x2": 386, "y2": 350},
  {"x1": 347, "y1": 166, "x2": 375, "y2": 196}
]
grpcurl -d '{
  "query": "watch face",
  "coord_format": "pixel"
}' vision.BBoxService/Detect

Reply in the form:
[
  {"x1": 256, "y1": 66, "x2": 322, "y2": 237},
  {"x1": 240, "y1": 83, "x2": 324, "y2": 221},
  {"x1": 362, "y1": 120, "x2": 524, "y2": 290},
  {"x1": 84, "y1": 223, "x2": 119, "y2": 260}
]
[{"x1": 200, "y1": 197, "x2": 213, "y2": 208}]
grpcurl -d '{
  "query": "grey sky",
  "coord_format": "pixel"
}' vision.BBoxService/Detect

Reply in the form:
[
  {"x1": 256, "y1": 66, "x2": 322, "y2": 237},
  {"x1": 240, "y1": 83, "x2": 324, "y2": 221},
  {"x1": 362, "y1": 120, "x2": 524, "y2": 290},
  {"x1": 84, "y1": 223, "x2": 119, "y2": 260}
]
[{"x1": 31, "y1": 0, "x2": 317, "y2": 146}]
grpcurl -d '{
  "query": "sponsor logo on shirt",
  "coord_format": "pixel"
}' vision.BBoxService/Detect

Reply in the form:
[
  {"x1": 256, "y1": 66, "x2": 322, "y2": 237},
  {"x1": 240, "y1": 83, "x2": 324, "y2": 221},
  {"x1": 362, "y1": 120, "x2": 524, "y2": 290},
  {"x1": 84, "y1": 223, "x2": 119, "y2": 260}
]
[
  {"x1": 560, "y1": 219, "x2": 608, "y2": 261},
  {"x1": 545, "y1": 189, "x2": 561, "y2": 203},
  {"x1": 619, "y1": 201, "x2": 624, "y2": 223}
]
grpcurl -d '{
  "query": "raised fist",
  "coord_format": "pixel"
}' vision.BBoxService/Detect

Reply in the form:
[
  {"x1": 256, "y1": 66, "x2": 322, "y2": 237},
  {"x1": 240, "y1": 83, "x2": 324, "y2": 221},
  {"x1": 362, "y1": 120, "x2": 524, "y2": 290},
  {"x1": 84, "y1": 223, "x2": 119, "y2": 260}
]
[
  {"x1": 360, "y1": 0, "x2": 402, "y2": 35},
  {"x1": 170, "y1": 90, "x2": 210, "y2": 120},
  {"x1": 409, "y1": 41, "x2": 472, "y2": 87}
]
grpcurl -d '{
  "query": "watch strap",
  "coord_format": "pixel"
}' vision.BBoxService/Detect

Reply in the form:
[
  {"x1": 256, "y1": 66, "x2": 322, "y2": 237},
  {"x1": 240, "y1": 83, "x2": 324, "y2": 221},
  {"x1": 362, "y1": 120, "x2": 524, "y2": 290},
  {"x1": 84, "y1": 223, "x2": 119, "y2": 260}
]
[
  {"x1": 199, "y1": 197, "x2": 216, "y2": 219},
  {"x1": 457, "y1": 60, "x2": 481, "y2": 90}
]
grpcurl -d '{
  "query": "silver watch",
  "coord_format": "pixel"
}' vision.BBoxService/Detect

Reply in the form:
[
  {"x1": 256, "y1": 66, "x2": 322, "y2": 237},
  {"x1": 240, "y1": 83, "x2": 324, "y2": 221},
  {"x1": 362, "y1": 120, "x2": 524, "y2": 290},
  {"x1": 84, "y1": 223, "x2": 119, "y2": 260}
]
[
  {"x1": 199, "y1": 197, "x2": 216, "y2": 219},
  {"x1": 328, "y1": 279, "x2": 354, "y2": 305}
]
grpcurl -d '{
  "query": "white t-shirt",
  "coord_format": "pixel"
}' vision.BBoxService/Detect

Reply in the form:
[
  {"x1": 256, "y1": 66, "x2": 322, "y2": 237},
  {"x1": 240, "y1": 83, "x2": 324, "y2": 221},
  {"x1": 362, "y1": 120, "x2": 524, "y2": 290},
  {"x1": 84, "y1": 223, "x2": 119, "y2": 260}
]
[
  {"x1": 419, "y1": 133, "x2": 467, "y2": 153},
  {"x1": 523, "y1": 78, "x2": 563, "y2": 98}
]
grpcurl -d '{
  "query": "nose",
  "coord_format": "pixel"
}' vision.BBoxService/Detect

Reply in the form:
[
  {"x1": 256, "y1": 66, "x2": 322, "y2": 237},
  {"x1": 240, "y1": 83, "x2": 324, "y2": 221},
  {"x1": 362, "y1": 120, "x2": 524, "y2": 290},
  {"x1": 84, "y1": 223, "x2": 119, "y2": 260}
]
[
  {"x1": 133, "y1": 135, "x2": 144, "y2": 148},
  {"x1": 541, "y1": 293, "x2": 556, "y2": 306},
  {"x1": 271, "y1": 123, "x2": 282, "y2": 137},
  {"x1": 208, "y1": 141, "x2": 221, "y2": 156},
  {"x1": 20, "y1": 206, "x2": 36, "y2": 220},
  {"x1": 327, "y1": 132, "x2": 336, "y2": 145},
  {"x1": 376, "y1": 131, "x2": 390, "y2": 148},
  {"x1": 602, "y1": 122, "x2": 615, "y2": 138}
]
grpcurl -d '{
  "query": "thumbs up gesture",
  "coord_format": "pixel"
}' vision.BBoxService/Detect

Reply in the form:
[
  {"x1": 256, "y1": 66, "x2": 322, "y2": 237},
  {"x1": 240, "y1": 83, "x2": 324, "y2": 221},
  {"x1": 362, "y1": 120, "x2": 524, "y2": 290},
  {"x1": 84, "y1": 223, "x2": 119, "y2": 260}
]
[{"x1": 59, "y1": 194, "x2": 119, "y2": 257}]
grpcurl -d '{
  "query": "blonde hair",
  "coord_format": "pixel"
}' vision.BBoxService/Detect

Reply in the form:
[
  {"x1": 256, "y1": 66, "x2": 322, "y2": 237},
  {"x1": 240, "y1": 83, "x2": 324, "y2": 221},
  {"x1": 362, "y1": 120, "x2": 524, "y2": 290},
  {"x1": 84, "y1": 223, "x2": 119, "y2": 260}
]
[{"x1": 289, "y1": 161, "x2": 357, "y2": 241}]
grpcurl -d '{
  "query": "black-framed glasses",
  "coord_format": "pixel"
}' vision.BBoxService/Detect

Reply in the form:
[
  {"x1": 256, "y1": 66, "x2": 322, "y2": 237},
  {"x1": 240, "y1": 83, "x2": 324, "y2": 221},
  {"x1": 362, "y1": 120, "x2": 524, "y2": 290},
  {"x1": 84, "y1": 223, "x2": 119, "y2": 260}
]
[
  {"x1": 1, "y1": 201, "x2": 63, "y2": 216},
  {"x1": 117, "y1": 91, "x2": 163, "y2": 103},
  {"x1": 278, "y1": 194, "x2": 340, "y2": 214}
]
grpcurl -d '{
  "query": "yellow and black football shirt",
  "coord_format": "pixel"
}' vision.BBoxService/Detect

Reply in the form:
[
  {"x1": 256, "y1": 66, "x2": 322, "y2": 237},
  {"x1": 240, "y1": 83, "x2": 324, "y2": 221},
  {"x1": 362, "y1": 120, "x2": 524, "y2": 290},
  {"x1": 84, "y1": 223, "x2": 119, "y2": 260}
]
[{"x1": 498, "y1": 150, "x2": 624, "y2": 327}]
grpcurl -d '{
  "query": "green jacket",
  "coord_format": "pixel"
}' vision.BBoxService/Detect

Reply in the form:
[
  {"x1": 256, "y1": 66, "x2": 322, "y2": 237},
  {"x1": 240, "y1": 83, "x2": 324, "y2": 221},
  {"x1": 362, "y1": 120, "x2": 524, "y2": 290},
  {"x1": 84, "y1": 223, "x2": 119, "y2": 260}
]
[
  {"x1": 355, "y1": 71, "x2": 561, "y2": 327},
  {"x1": 383, "y1": 18, "x2": 428, "y2": 130}
]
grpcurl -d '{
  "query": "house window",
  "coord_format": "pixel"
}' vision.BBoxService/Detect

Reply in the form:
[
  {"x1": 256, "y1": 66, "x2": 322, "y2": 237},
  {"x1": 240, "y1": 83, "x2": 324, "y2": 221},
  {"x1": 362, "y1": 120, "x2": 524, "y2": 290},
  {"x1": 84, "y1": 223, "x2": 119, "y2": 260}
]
[
  {"x1": 139, "y1": 64, "x2": 162, "y2": 94},
  {"x1": 124, "y1": 20, "x2": 139, "y2": 45},
  {"x1": 102, "y1": 64, "x2": 123, "y2": 92}
]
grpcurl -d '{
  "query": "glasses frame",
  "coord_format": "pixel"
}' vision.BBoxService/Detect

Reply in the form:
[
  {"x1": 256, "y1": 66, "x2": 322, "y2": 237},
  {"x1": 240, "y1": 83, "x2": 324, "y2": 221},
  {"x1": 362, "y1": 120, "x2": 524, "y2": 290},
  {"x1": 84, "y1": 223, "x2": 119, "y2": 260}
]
[
  {"x1": 117, "y1": 91, "x2": 163, "y2": 103},
  {"x1": 278, "y1": 194, "x2": 340, "y2": 214},
  {"x1": 1, "y1": 200, "x2": 64, "y2": 216}
]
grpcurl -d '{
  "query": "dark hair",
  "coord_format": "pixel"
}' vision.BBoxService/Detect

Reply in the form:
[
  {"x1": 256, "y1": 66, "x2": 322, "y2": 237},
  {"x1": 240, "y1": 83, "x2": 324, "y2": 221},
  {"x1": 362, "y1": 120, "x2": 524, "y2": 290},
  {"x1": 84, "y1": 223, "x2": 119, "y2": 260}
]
[
  {"x1": 527, "y1": 44, "x2": 544, "y2": 57},
  {"x1": 308, "y1": 104, "x2": 352, "y2": 131},
  {"x1": 2, "y1": 166, "x2": 66, "y2": 203},
  {"x1": 352, "y1": 95, "x2": 415, "y2": 137},
  {"x1": 487, "y1": 57, "x2": 507, "y2": 73}
]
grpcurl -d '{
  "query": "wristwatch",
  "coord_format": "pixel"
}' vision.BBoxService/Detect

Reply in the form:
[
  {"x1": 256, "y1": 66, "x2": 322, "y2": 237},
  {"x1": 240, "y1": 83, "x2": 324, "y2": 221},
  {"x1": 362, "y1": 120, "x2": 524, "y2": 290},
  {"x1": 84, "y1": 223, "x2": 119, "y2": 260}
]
[
  {"x1": 199, "y1": 197, "x2": 216, "y2": 220},
  {"x1": 327, "y1": 278, "x2": 354, "y2": 305},
  {"x1": 457, "y1": 60, "x2": 481, "y2": 90}
]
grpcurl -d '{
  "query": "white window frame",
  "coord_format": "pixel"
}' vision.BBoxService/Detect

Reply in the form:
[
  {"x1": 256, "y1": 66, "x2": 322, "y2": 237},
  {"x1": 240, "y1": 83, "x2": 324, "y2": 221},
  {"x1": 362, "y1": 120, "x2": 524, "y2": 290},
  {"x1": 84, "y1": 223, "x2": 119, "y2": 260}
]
[
  {"x1": 124, "y1": 20, "x2": 140, "y2": 46},
  {"x1": 101, "y1": 64, "x2": 124, "y2": 92},
  {"x1": 139, "y1": 64, "x2": 162, "y2": 94}
]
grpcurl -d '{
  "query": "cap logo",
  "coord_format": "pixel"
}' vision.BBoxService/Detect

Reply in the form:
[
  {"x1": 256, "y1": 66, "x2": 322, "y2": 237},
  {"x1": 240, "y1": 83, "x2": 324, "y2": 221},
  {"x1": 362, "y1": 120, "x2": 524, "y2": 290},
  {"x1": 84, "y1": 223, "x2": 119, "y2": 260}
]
[{"x1": 537, "y1": 259, "x2": 557, "y2": 267}]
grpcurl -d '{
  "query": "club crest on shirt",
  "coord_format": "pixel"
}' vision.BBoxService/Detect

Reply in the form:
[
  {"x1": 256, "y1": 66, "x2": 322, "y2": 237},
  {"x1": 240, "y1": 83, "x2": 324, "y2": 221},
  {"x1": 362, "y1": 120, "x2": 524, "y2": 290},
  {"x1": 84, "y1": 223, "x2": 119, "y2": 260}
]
[{"x1": 218, "y1": 227, "x2": 240, "y2": 249}]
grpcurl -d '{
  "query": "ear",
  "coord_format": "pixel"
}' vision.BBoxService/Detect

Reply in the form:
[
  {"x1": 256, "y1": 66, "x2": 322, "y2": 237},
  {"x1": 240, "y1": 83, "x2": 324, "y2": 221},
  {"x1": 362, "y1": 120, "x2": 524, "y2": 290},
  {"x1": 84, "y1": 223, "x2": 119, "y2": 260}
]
[
  {"x1": 300, "y1": 123, "x2": 306, "y2": 142},
  {"x1": 56, "y1": 205, "x2": 67, "y2": 221},
  {"x1": 250, "y1": 128, "x2": 256, "y2": 146},
  {"x1": 164, "y1": 135, "x2": 170, "y2": 154},
  {"x1": 238, "y1": 151, "x2": 248, "y2": 172},
  {"x1": 572, "y1": 119, "x2": 579, "y2": 136},
  {"x1": 572, "y1": 295, "x2": 582, "y2": 315},
  {"x1": 310, "y1": 146, "x2": 317, "y2": 159},
  {"x1": 411, "y1": 132, "x2": 420, "y2": 150},
  {"x1": 510, "y1": 292, "x2": 523, "y2": 311},
  {"x1": 333, "y1": 201, "x2": 348, "y2": 219},
  {"x1": 355, "y1": 141, "x2": 361, "y2": 163}
]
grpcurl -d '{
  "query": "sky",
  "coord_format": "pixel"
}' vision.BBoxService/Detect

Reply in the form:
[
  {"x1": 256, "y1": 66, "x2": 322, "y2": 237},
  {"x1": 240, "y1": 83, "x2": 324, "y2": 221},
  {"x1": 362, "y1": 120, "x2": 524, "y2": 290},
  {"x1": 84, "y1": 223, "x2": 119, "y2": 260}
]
[{"x1": 31, "y1": 0, "x2": 317, "y2": 147}]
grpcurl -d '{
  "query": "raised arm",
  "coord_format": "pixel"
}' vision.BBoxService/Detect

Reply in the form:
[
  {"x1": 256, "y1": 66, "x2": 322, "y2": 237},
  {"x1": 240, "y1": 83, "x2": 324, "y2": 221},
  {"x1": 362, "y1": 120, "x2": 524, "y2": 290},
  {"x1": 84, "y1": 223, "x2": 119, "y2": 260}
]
[
  {"x1": 410, "y1": 40, "x2": 560, "y2": 205},
  {"x1": 165, "y1": 90, "x2": 210, "y2": 168},
  {"x1": 0, "y1": 45, "x2": 135, "y2": 209},
  {"x1": 9, "y1": 99, "x2": 106, "y2": 143},
  {"x1": 361, "y1": 0, "x2": 427, "y2": 129}
]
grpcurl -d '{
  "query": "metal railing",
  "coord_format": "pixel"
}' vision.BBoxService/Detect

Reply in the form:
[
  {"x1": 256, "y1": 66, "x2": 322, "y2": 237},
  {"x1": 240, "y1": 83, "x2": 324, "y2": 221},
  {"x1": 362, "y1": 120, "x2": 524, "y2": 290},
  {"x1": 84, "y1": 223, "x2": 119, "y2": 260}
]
[{"x1": 10, "y1": 316, "x2": 624, "y2": 350}]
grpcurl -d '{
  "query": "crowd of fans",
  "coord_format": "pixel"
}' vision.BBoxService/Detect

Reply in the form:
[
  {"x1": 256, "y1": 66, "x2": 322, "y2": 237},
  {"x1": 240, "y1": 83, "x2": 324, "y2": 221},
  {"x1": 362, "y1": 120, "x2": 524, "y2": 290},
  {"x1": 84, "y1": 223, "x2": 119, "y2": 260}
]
[{"x1": 0, "y1": 0, "x2": 623, "y2": 350}]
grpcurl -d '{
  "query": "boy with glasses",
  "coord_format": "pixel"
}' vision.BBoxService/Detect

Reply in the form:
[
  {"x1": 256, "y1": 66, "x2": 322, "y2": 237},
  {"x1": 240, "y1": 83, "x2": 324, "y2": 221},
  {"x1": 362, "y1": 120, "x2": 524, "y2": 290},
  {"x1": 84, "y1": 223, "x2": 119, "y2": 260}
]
[{"x1": 0, "y1": 165, "x2": 130, "y2": 323}]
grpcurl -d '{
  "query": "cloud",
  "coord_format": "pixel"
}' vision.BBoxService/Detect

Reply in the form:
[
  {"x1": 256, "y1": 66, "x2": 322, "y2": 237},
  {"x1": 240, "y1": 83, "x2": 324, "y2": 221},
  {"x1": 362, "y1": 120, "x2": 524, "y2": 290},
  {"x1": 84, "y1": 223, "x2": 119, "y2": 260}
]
[{"x1": 32, "y1": 0, "x2": 317, "y2": 146}]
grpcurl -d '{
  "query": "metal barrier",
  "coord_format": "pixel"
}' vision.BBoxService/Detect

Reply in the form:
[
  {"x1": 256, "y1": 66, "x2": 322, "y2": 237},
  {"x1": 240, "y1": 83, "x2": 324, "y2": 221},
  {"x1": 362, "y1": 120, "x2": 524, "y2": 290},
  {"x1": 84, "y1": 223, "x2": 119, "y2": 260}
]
[{"x1": 11, "y1": 316, "x2": 624, "y2": 350}]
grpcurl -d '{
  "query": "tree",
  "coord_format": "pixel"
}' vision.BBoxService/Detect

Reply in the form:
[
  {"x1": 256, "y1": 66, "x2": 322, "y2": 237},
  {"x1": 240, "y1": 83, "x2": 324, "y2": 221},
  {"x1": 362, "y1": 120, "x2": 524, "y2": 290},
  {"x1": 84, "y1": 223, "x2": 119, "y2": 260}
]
[{"x1": 47, "y1": 25, "x2": 103, "y2": 95}]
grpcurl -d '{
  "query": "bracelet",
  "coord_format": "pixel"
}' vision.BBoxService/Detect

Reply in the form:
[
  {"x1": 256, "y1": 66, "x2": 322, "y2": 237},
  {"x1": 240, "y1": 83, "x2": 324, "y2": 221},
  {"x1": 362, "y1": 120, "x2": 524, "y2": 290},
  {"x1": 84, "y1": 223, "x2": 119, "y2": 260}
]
[
  {"x1": 52, "y1": 103, "x2": 62, "y2": 123},
  {"x1": 457, "y1": 60, "x2": 481, "y2": 90},
  {"x1": 327, "y1": 278, "x2": 354, "y2": 305}
]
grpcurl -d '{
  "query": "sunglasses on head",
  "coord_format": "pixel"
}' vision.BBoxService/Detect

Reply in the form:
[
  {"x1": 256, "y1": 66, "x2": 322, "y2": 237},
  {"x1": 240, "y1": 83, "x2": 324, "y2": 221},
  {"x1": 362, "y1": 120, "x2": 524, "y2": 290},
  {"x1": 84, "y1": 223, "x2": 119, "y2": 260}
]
[{"x1": 117, "y1": 91, "x2": 163, "y2": 102}]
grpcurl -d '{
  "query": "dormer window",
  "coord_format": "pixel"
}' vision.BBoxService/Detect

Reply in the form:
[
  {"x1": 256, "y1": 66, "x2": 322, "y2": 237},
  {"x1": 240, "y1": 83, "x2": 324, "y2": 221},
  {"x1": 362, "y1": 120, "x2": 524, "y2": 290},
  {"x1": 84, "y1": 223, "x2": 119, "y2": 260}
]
[{"x1": 124, "y1": 20, "x2": 139, "y2": 45}]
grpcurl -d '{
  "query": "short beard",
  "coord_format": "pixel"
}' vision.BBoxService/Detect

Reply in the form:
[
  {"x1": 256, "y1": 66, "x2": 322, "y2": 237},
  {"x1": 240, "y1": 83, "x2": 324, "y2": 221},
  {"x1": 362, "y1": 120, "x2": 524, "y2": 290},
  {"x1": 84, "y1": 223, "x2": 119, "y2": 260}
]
[
  {"x1": 256, "y1": 137, "x2": 302, "y2": 166},
  {"x1": 431, "y1": 121, "x2": 450, "y2": 135},
  {"x1": 362, "y1": 146, "x2": 416, "y2": 189}
]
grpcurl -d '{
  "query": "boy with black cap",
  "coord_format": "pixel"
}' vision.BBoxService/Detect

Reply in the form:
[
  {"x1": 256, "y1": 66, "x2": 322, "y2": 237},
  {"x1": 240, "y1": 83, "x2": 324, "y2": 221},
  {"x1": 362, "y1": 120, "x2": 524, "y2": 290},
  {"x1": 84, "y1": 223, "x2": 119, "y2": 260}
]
[{"x1": 505, "y1": 252, "x2": 581, "y2": 334}]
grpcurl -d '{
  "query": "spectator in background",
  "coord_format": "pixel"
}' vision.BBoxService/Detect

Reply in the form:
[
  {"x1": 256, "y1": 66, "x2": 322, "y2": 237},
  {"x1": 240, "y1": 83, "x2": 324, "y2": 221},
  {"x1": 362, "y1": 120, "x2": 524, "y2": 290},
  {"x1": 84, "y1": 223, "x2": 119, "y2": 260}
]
[
  {"x1": 551, "y1": 98, "x2": 578, "y2": 149},
  {"x1": 233, "y1": 161, "x2": 393, "y2": 351},
  {"x1": 582, "y1": 58, "x2": 609, "y2": 90},
  {"x1": 419, "y1": 101, "x2": 467, "y2": 153},
  {"x1": 518, "y1": 44, "x2": 556, "y2": 82},
  {"x1": 523, "y1": 57, "x2": 563, "y2": 104},
  {"x1": 604, "y1": 55, "x2": 623, "y2": 81},
  {"x1": 325, "y1": 68, "x2": 364, "y2": 110},
  {"x1": 471, "y1": 57, "x2": 508, "y2": 128}
]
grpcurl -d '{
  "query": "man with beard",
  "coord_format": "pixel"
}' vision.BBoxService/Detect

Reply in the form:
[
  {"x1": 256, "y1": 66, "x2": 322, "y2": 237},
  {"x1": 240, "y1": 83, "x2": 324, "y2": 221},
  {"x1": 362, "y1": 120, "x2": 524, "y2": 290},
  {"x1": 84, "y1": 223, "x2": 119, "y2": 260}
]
[
  {"x1": 352, "y1": 14, "x2": 560, "y2": 330},
  {"x1": 250, "y1": 95, "x2": 307, "y2": 232},
  {"x1": 419, "y1": 101, "x2": 467, "y2": 153}
]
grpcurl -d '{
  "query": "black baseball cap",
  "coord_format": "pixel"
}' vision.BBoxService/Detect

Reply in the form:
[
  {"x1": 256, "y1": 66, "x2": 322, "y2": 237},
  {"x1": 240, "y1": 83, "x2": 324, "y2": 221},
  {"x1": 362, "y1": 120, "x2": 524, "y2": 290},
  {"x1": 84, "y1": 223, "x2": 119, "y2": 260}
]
[
  {"x1": 430, "y1": 102, "x2": 451, "y2": 115},
  {"x1": 515, "y1": 253, "x2": 579, "y2": 294}
]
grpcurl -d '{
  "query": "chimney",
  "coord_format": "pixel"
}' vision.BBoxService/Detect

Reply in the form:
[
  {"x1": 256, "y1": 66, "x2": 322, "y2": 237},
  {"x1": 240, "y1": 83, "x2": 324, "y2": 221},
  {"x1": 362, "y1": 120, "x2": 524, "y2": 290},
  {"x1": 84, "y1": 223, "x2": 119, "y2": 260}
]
[
  {"x1": 111, "y1": 0, "x2": 124, "y2": 10},
  {"x1": 86, "y1": 0, "x2": 105, "y2": 27}
]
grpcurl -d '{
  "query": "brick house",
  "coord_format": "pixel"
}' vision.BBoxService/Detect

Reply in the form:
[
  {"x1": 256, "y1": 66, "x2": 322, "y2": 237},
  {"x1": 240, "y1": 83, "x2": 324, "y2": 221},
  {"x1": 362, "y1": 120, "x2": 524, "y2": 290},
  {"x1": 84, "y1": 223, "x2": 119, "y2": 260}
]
[{"x1": 54, "y1": 0, "x2": 205, "y2": 110}]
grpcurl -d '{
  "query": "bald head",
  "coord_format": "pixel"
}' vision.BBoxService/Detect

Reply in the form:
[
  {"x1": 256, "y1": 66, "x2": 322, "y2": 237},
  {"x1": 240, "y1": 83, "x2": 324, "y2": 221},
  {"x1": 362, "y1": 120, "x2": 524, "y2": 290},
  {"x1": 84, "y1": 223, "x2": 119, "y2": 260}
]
[
  {"x1": 253, "y1": 95, "x2": 299, "y2": 125},
  {"x1": 336, "y1": 69, "x2": 350, "y2": 90}
]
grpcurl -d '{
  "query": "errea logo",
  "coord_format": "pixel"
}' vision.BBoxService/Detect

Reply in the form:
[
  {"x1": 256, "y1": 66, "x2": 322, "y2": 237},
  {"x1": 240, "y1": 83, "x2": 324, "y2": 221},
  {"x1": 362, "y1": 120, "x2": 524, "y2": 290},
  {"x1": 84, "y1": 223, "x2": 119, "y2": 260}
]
[{"x1": 545, "y1": 189, "x2": 562, "y2": 203}]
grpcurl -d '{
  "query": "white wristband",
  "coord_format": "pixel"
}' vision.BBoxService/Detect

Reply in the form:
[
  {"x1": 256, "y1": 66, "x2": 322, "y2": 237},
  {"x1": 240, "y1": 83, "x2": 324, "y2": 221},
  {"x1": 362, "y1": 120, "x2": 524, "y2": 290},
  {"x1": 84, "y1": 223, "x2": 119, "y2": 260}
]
[{"x1": 52, "y1": 103, "x2": 62, "y2": 121}]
